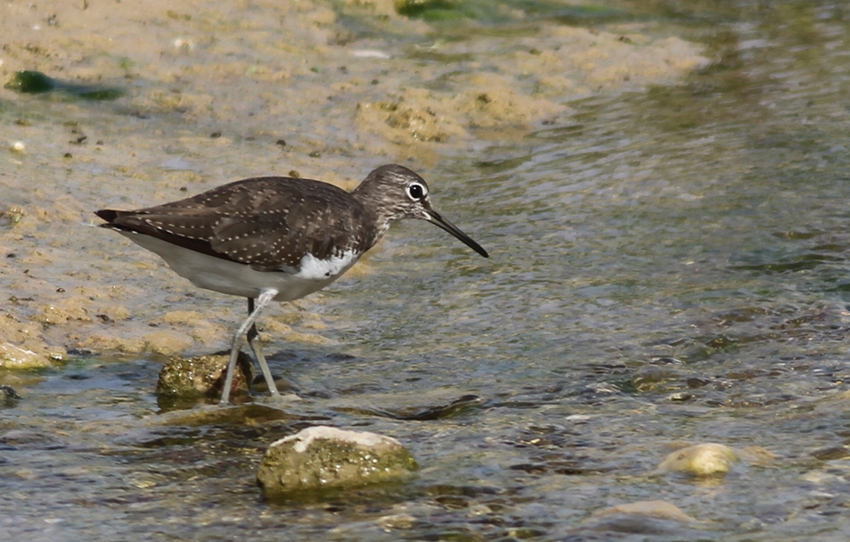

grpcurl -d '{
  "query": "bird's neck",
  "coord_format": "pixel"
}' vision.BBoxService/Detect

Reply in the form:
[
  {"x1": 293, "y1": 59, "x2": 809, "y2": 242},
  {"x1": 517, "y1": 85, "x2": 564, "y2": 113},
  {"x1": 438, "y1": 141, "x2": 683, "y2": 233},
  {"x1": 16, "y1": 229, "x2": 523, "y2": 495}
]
[{"x1": 351, "y1": 184, "x2": 398, "y2": 250}]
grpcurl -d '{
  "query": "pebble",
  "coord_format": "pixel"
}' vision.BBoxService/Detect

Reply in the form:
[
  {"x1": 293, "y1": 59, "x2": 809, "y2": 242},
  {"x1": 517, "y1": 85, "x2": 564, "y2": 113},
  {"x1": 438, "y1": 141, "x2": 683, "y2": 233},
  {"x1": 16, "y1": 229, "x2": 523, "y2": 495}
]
[{"x1": 652, "y1": 442, "x2": 739, "y2": 477}]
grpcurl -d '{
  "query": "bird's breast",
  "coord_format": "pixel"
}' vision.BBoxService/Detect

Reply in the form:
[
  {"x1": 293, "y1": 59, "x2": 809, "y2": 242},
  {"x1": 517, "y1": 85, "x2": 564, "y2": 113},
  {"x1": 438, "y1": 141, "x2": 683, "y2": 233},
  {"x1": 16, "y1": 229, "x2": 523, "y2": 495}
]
[{"x1": 292, "y1": 250, "x2": 361, "y2": 281}]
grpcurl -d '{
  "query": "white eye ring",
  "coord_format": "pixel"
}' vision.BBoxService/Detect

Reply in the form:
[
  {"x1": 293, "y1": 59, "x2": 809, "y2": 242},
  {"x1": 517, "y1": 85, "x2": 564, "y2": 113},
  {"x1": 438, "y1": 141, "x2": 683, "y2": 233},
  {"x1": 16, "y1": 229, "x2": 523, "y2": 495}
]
[{"x1": 406, "y1": 182, "x2": 427, "y2": 201}]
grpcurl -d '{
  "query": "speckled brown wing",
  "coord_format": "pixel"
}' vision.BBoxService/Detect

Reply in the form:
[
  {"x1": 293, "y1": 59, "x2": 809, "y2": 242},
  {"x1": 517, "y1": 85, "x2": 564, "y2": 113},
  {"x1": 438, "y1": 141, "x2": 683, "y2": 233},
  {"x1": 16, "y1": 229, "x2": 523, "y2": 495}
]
[{"x1": 96, "y1": 177, "x2": 375, "y2": 272}]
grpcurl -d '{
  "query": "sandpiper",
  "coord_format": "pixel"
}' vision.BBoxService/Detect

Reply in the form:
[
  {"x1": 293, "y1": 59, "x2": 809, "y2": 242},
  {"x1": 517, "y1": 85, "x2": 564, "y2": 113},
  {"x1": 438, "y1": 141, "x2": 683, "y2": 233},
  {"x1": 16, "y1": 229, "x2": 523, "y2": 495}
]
[{"x1": 96, "y1": 164, "x2": 488, "y2": 404}]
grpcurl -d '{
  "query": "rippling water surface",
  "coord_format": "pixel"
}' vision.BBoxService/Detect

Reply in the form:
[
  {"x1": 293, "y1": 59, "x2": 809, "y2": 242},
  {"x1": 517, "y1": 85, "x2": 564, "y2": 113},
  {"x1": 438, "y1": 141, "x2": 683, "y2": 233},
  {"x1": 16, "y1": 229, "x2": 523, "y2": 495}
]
[{"x1": 5, "y1": 1, "x2": 850, "y2": 540}]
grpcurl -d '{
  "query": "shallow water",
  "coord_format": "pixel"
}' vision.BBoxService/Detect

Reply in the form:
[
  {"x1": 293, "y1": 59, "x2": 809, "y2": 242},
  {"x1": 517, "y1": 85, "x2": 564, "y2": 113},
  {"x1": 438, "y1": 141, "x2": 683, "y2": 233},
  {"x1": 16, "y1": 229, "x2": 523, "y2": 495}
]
[{"x1": 4, "y1": 0, "x2": 850, "y2": 540}]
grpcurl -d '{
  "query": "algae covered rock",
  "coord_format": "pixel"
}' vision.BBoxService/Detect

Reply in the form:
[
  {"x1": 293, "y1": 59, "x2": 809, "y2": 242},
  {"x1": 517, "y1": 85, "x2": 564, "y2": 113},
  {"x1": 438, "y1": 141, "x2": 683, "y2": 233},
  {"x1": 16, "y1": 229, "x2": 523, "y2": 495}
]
[
  {"x1": 5, "y1": 70, "x2": 124, "y2": 99},
  {"x1": 0, "y1": 342, "x2": 53, "y2": 368},
  {"x1": 156, "y1": 352, "x2": 252, "y2": 399},
  {"x1": 257, "y1": 426, "x2": 418, "y2": 498}
]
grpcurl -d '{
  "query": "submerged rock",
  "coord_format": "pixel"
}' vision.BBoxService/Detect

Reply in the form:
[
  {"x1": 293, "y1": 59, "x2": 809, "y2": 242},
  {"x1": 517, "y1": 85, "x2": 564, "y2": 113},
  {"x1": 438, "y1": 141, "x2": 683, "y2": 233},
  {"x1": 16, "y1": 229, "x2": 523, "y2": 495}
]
[
  {"x1": 593, "y1": 500, "x2": 697, "y2": 523},
  {"x1": 257, "y1": 426, "x2": 418, "y2": 498},
  {"x1": 1, "y1": 385, "x2": 21, "y2": 406},
  {"x1": 580, "y1": 500, "x2": 701, "y2": 537},
  {"x1": 157, "y1": 403, "x2": 296, "y2": 427},
  {"x1": 652, "y1": 442, "x2": 739, "y2": 477}
]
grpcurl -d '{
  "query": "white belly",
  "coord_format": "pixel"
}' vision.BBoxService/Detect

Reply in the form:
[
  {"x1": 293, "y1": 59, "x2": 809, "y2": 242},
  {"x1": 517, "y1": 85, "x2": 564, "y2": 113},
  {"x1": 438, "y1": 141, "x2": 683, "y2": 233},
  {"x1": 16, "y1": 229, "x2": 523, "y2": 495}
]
[{"x1": 118, "y1": 232, "x2": 360, "y2": 301}]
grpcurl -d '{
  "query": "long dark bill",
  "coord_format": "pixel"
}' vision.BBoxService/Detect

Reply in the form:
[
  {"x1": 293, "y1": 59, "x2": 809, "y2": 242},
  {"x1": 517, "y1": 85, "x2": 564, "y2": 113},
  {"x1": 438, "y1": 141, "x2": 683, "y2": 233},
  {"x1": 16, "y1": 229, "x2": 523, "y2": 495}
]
[{"x1": 425, "y1": 209, "x2": 489, "y2": 258}]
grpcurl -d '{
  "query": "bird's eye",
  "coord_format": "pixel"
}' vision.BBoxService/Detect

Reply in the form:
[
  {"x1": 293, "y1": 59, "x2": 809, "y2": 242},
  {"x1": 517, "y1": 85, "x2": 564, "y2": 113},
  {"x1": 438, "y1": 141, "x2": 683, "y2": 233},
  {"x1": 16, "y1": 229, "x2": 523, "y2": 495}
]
[{"x1": 407, "y1": 183, "x2": 426, "y2": 201}]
